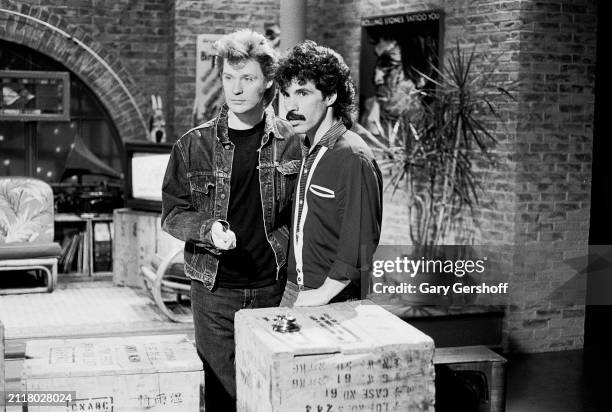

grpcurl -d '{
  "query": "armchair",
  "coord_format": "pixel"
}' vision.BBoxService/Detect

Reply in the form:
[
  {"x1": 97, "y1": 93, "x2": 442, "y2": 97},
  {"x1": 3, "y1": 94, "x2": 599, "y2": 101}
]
[{"x1": 0, "y1": 177, "x2": 61, "y2": 294}]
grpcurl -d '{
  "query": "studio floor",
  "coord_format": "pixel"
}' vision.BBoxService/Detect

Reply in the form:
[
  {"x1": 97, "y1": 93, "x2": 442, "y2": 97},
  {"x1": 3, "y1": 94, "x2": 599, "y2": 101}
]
[
  {"x1": 505, "y1": 348, "x2": 607, "y2": 412},
  {"x1": 0, "y1": 279, "x2": 607, "y2": 411}
]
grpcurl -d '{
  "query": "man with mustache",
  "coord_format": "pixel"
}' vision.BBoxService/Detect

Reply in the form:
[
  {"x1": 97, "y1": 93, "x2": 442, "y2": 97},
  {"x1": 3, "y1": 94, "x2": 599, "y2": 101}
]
[
  {"x1": 161, "y1": 30, "x2": 301, "y2": 411},
  {"x1": 276, "y1": 40, "x2": 383, "y2": 306}
]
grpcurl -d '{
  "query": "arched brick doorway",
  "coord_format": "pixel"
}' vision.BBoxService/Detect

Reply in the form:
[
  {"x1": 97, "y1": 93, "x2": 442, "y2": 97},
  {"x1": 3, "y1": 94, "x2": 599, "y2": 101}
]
[{"x1": 0, "y1": 0, "x2": 148, "y2": 142}]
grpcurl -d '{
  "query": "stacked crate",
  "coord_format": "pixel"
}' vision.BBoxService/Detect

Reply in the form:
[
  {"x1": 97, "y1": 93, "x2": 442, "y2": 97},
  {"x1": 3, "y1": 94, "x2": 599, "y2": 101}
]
[{"x1": 22, "y1": 334, "x2": 202, "y2": 411}]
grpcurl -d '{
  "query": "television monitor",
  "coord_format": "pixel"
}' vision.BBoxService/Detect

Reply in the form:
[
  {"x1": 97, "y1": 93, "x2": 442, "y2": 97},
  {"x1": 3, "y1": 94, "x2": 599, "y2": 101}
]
[{"x1": 124, "y1": 141, "x2": 173, "y2": 213}]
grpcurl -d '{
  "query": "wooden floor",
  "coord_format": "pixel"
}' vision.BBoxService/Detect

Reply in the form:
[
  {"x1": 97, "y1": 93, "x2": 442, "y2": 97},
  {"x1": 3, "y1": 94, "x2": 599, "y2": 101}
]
[{"x1": 0, "y1": 279, "x2": 192, "y2": 350}]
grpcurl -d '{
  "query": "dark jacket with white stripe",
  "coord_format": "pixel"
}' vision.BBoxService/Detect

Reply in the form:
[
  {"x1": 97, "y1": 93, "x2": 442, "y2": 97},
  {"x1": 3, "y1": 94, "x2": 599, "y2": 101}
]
[{"x1": 288, "y1": 122, "x2": 383, "y2": 296}]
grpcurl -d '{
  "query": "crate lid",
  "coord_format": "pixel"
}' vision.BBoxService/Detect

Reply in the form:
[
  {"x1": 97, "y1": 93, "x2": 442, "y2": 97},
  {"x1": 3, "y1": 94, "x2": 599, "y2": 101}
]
[
  {"x1": 235, "y1": 301, "x2": 434, "y2": 357},
  {"x1": 23, "y1": 334, "x2": 202, "y2": 379},
  {"x1": 434, "y1": 345, "x2": 507, "y2": 365}
]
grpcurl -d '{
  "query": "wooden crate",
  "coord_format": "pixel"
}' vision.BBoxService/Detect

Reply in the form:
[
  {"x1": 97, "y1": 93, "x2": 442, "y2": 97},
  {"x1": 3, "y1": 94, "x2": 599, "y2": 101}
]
[
  {"x1": 434, "y1": 345, "x2": 507, "y2": 412},
  {"x1": 22, "y1": 334, "x2": 202, "y2": 411},
  {"x1": 1, "y1": 321, "x2": 4, "y2": 412},
  {"x1": 113, "y1": 208, "x2": 183, "y2": 288},
  {"x1": 235, "y1": 301, "x2": 435, "y2": 412}
]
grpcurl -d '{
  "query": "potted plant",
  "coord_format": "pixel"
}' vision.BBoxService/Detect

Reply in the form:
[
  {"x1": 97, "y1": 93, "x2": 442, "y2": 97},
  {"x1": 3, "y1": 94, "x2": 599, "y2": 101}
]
[
  {"x1": 359, "y1": 42, "x2": 514, "y2": 246},
  {"x1": 356, "y1": 42, "x2": 515, "y2": 313}
]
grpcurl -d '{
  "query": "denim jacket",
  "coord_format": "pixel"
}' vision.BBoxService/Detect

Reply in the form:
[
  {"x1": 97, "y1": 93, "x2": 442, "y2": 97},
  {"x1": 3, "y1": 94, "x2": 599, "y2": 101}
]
[{"x1": 161, "y1": 104, "x2": 302, "y2": 289}]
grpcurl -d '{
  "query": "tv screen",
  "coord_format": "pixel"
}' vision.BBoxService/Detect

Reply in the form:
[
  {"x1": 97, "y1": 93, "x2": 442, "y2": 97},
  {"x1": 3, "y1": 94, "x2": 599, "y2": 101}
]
[
  {"x1": 124, "y1": 142, "x2": 173, "y2": 212},
  {"x1": 131, "y1": 152, "x2": 170, "y2": 201}
]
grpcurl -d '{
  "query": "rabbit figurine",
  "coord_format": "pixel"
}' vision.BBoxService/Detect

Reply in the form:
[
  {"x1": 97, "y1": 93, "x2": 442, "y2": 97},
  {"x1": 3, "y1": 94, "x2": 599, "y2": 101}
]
[{"x1": 148, "y1": 94, "x2": 167, "y2": 143}]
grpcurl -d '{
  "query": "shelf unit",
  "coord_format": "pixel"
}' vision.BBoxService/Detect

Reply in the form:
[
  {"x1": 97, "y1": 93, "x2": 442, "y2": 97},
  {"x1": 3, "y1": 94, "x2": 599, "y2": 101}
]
[{"x1": 54, "y1": 213, "x2": 113, "y2": 277}]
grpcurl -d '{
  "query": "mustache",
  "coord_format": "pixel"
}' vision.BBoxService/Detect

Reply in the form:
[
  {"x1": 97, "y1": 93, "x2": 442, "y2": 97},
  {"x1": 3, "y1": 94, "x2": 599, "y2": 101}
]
[{"x1": 286, "y1": 111, "x2": 306, "y2": 121}]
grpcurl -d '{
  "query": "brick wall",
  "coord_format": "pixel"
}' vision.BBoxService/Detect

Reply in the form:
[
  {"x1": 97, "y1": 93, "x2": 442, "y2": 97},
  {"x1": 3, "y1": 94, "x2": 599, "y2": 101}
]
[
  {"x1": 307, "y1": 0, "x2": 597, "y2": 353},
  {"x1": 504, "y1": 0, "x2": 596, "y2": 353},
  {"x1": 0, "y1": 0, "x2": 155, "y2": 141},
  {"x1": 1, "y1": 0, "x2": 280, "y2": 141},
  {"x1": 24, "y1": 0, "x2": 173, "y2": 123}
]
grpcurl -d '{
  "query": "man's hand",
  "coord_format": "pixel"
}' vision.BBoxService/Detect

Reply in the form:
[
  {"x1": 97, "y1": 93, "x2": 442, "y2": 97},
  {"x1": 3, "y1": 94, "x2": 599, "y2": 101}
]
[
  {"x1": 293, "y1": 277, "x2": 350, "y2": 307},
  {"x1": 293, "y1": 288, "x2": 331, "y2": 307},
  {"x1": 211, "y1": 221, "x2": 236, "y2": 250}
]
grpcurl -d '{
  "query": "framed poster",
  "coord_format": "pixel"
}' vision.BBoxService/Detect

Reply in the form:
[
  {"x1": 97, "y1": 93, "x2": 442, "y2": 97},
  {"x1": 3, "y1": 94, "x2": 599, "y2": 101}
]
[
  {"x1": 359, "y1": 11, "x2": 443, "y2": 140},
  {"x1": 0, "y1": 70, "x2": 70, "y2": 121},
  {"x1": 193, "y1": 34, "x2": 224, "y2": 126}
]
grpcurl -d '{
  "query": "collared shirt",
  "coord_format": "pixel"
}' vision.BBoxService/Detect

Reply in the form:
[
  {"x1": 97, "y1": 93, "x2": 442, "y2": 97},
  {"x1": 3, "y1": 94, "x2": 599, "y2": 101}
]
[
  {"x1": 294, "y1": 122, "x2": 346, "y2": 237},
  {"x1": 289, "y1": 122, "x2": 383, "y2": 294}
]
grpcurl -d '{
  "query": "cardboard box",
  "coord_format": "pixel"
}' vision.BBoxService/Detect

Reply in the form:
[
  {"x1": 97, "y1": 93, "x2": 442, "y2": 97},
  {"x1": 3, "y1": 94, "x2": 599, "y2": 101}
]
[
  {"x1": 22, "y1": 334, "x2": 202, "y2": 411},
  {"x1": 235, "y1": 301, "x2": 435, "y2": 412}
]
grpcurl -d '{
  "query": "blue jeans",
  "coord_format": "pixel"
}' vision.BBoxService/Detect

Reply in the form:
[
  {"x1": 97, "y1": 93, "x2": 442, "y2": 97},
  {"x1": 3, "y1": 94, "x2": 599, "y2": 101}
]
[{"x1": 190, "y1": 279, "x2": 285, "y2": 412}]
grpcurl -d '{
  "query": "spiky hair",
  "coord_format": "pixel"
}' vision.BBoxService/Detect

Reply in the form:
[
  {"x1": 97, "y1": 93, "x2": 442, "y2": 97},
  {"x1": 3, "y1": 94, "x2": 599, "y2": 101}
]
[{"x1": 214, "y1": 30, "x2": 278, "y2": 105}]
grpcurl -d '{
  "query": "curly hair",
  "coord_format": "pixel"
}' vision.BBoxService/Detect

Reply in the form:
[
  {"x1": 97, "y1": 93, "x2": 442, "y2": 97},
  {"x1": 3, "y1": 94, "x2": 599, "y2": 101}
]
[
  {"x1": 214, "y1": 29, "x2": 278, "y2": 105},
  {"x1": 276, "y1": 40, "x2": 356, "y2": 129}
]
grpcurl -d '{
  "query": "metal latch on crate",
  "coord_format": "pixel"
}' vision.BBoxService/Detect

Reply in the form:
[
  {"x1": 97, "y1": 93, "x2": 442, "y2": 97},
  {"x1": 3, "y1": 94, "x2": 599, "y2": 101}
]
[{"x1": 272, "y1": 313, "x2": 300, "y2": 333}]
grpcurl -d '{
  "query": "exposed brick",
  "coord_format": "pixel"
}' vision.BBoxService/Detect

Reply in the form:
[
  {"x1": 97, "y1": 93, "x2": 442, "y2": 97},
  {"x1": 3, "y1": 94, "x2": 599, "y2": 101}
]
[
  {"x1": 523, "y1": 318, "x2": 548, "y2": 328},
  {"x1": 1, "y1": 0, "x2": 162, "y2": 141}
]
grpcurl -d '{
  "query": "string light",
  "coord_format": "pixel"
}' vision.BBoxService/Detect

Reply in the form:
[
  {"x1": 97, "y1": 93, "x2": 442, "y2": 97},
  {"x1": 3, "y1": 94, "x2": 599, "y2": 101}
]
[
  {"x1": 55, "y1": 146, "x2": 61, "y2": 153},
  {"x1": 36, "y1": 167, "x2": 42, "y2": 173},
  {"x1": 46, "y1": 171, "x2": 53, "y2": 178},
  {"x1": 0, "y1": 135, "x2": 4, "y2": 141},
  {"x1": 3, "y1": 159, "x2": 10, "y2": 166}
]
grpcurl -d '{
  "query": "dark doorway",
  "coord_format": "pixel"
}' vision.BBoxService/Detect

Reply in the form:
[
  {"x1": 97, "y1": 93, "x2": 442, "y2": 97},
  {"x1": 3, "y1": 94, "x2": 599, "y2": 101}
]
[{"x1": 0, "y1": 39, "x2": 124, "y2": 182}]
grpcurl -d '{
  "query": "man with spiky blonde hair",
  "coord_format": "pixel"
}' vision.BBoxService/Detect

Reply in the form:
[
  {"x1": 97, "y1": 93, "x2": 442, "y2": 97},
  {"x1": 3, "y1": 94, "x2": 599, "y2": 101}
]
[{"x1": 161, "y1": 29, "x2": 301, "y2": 411}]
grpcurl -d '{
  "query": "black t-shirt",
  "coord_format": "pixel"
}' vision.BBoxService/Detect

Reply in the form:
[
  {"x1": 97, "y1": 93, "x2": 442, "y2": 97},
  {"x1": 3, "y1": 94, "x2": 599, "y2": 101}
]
[{"x1": 216, "y1": 118, "x2": 277, "y2": 288}]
